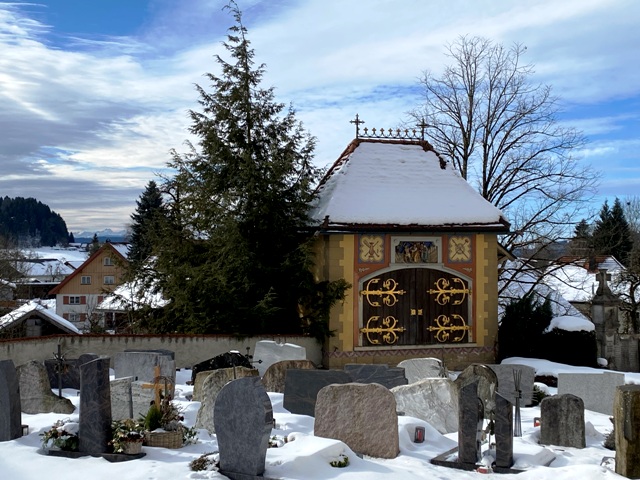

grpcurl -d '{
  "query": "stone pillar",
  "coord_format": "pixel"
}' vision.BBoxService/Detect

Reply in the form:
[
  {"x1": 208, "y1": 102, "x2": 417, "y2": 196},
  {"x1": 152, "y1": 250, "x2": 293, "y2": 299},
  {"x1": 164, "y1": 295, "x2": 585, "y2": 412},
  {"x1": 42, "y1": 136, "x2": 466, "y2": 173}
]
[
  {"x1": 614, "y1": 385, "x2": 640, "y2": 478},
  {"x1": 0, "y1": 360, "x2": 22, "y2": 441},
  {"x1": 79, "y1": 357, "x2": 112, "y2": 454}
]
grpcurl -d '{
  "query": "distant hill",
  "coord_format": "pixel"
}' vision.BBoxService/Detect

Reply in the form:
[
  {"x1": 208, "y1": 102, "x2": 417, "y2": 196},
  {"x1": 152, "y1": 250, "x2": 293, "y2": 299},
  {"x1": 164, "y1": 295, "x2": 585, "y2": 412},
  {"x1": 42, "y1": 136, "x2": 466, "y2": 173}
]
[
  {"x1": 0, "y1": 196, "x2": 70, "y2": 246},
  {"x1": 74, "y1": 228, "x2": 128, "y2": 244}
]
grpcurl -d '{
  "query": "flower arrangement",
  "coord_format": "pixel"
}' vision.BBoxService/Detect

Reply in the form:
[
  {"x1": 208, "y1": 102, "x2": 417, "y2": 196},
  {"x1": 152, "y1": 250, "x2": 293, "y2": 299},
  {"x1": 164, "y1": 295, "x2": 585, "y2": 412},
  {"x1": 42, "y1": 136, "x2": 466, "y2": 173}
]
[
  {"x1": 40, "y1": 418, "x2": 80, "y2": 452},
  {"x1": 110, "y1": 418, "x2": 146, "y2": 454},
  {"x1": 143, "y1": 396, "x2": 197, "y2": 447}
]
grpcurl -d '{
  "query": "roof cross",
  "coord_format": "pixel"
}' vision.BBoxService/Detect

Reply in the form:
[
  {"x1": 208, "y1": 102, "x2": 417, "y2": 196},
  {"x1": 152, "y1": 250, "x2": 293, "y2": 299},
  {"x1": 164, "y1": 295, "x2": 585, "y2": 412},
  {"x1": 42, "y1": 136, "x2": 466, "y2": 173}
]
[
  {"x1": 416, "y1": 119, "x2": 428, "y2": 140},
  {"x1": 350, "y1": 114, "x2": 365, "y2": 138}
]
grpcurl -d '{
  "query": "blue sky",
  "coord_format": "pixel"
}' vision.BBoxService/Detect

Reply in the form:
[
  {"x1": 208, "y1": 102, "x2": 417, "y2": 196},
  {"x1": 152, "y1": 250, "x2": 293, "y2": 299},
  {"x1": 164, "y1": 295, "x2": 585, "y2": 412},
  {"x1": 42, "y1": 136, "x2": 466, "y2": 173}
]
[{"x1": 0, "y1": 0, "x2": 639, "y2": 234}]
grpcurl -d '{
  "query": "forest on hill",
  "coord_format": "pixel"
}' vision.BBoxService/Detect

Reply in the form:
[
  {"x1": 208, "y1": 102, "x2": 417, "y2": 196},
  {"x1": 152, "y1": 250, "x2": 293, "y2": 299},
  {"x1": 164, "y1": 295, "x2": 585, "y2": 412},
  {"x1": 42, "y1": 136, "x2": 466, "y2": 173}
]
[{"x1": 0, "y1": 196, "x2": 71, "y2": 247}]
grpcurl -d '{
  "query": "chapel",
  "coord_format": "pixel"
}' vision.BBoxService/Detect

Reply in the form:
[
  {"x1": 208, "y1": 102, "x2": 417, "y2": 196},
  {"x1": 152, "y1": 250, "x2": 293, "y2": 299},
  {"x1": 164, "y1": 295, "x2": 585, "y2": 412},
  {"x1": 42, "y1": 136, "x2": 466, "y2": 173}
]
[{"x1": 310, "y1": 121, "x2": 510, "y2": 370}]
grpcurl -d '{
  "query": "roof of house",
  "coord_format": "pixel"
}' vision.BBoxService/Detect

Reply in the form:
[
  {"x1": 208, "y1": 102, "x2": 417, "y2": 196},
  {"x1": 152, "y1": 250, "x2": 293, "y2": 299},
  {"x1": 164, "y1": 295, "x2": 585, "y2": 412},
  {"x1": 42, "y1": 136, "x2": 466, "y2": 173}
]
[
  {"x1": 0, "y1": 301, "x2": 81, "y2": 334},
  {"x1": 555, "y1": 255, "x2": 625, "y2": 273},
  {"x1": 97, "y1": 278, "x2": 169, "y2": 311},
  {"x1": 49, "y1": 242, "x2": 130, "y2": 295},
  {"x1": 310, "y1": 138, "x2": 510, "y2": 232}
]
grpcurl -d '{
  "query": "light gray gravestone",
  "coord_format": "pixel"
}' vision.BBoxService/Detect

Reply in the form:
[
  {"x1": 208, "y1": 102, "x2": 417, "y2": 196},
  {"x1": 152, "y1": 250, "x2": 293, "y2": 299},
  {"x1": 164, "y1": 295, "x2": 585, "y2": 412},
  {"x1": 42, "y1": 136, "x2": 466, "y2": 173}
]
[
  {"x1": 391, "y1": 378, "x2": 459, "y2": 434},
  {"x1": 114, "y1": 351, "x2": 176, "y2": 395},
  {"x1": 282, "y1": 369, "x2": 351, "y2": 417},
  {"x1": 458, "y1": 380, "x2": 483, "y2": 466},
  {"x1": 558, "y1": 371, "x2": 625, "y2": 415},
  {"x1": 16, "y1": 360, "x2": 74, "y2": 414},
  {"x1": 253, "y1": 340, "x2": 307, "y2": 377},
  {"x1": 79, "y1": 357, "x2": 112, "y2": 454},
  {"x1": 315, "y1": 382, "x2": 399, "y2": 459},
  {"x1": 614, "y1": 384, "x2": 640, "y2": 478},
  {"x1": 397, "y1": 358, "x2": 445, "y2": 383},
  {"x1": 344, "y1": 363, "x2": 408, "y2": 389},
  {"x1": 0, "y1": 359, "x2": 22, "y2": 442},
  {"x1": 539, "y1": 394, "x2": 586, "y2": 448},
  {"x1": 110, "y1": 376, "x2": 133, "y2": 421},
  {"x1": 195, "y1": 366, "x2": 259, "y2": 433},
  {"x1": 261, "y1": 359, "x2": 316, "y2": 393},
  {"x1": 214, "y1": 376, "x2": 273, "y2": 480}
]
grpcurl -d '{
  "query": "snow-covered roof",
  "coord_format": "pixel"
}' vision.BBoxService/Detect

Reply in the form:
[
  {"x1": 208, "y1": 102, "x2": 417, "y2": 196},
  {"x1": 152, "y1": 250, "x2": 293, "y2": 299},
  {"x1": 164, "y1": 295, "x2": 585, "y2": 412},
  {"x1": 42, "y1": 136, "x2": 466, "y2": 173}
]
[
  {"x1": 97, "y1": 279, "x2": 169, "y2": 311},
  {"x1": 0, "y1": 301, "x2": 81, "y2": 334},
  {"x1": 311, "y1": 139, "x2": 509, "y2": 231},
  {"x1": 544, "y1": 257, "x2": 626, "y2": 303},
  {"x1": 110, "y1": 243, "x2": 130, "y2": 260}
]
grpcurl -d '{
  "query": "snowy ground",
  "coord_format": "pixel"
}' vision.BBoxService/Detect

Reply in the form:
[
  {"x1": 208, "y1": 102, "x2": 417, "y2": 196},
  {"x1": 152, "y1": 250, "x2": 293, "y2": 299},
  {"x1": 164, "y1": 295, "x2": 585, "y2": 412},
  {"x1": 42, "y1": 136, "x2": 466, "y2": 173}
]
[{"x1": 0, "y1": 358, "x2": 632, "y2": 479}]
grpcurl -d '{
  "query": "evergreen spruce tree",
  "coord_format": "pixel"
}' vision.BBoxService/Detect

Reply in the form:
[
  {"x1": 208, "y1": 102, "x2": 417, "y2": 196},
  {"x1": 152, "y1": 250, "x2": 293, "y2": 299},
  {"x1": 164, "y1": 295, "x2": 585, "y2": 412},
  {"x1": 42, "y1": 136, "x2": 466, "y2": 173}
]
[
  {"x1": 128, "y1": 180, "x2": 165, "y2": 268},
  {"x1": 592, "y1": 198, "x2": 633, "y2": 265},
  {"x1": 569, "y1": 218, "x2": 592, "y2": 257},
  {"x1": 150, "y1": 4, "x2": 347, "y2": 338}
]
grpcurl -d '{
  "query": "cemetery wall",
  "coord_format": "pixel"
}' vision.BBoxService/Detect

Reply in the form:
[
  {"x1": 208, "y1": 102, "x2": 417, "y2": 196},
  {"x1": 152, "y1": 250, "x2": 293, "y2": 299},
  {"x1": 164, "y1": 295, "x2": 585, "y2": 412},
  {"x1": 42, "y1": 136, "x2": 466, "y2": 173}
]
[{"x1": 0, "y1": 334, "x2": 322, "y2": 369}]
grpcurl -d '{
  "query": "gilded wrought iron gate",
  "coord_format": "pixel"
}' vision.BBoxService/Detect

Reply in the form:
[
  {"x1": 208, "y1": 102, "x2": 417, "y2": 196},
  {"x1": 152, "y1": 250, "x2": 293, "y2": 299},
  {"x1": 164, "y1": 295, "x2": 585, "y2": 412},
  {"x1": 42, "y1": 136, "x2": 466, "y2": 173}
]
[{"x1": 359, "y1": 268, "x2": 471, "y2": 346}]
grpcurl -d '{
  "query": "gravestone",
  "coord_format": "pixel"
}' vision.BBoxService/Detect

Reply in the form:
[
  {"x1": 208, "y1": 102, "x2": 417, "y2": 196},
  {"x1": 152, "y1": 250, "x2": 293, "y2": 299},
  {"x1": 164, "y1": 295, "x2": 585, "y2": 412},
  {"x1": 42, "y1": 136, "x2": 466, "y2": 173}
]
[
  {"x1": 539, "y1": 394, "x2": 585, "y2": 448},
  {"x1": 455, "y1": 364, "x2": 498, "y2": 419},
  {"x1": 614, "y1": 384, "x2": 640, "y2": 478},
  {"x1": 488, "y1": 364, "x2": 535, "y2": 406},
  {"x1": 558, "y1": 371, "x2": 625, "y2": 415},
  {"x1": 79, "y1": 357, "x2": 112, "y2": 455},
  {"x1": 0, "y1": 359, "x2": 22, "y2": 441},
  {"x1": 114, "y1": 351, "x2": 176, "y2": 398},
  {"x1": 131, "y1": 381, "x2": 156, "y2": 420},
  {"x1": 344, "y1": 363, "x2": 408, "y2": 389},
  {"x1": 195, "y1": 366, "x2": 259, "y2": 433},
  {"x1": 16, "y1": 360, "x2": 75, "y2": 414},
  {"x1": 458, "y1": 380, "x2": 483, "y2": 465},
  {"x1": 282, "y1": 369, "x2": 351, "y2": 417},
  {"x1": 494, "y1": 392, "x2": 513, "y2": 469},
  {"x1": 397, "y1": 358, "x2": 445, "y2": 383},
  {"x1": 253, "y1": 340, "x2": 307, "y2": 377},
  {"x1": 190, "y1": 351, "x2": 253, "y2": 385},
  {"x1": 110, "y1": 376, "x2": 133, "y2": 421},
  {"x1": 44, "y1": 353, "x2": 99, "y2": 390},
  {"x1": 214, "y1": 376, "x2": 273, "y2": 480},
  {"x1": 391, "y1": 378, "x2": 459, "y2": 434},
  {"x1": 314, "y1": 383, "x2": 399, "y2": 459},
  {"x1": 125, "y1": 348, "x2": 175, "y2": 360},
  {"x1": 192, "y1": 370, "x2": 215, "y2": 401},
  {"x1": 261, "y1": 359, "x2": 316, "y2": 393}
]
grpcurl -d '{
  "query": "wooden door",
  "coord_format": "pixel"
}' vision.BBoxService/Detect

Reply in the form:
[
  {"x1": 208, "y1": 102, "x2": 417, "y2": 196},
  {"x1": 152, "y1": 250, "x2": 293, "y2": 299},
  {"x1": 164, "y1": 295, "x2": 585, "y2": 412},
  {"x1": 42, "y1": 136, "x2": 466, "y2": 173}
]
[{"x1": 359, "y1": 268, "x2": 471, "y2": 346}]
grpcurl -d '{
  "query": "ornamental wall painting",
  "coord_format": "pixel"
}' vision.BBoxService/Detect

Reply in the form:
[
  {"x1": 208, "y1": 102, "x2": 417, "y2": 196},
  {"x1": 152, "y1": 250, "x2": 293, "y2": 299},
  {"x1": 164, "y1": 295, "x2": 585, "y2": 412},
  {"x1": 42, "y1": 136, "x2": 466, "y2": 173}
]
[
  {"x1": 359, "y1": 267, "x2": 472, "y2": 347},
  {"x1": 394, "y1": 240, "x2": 438, "y2": 264}
]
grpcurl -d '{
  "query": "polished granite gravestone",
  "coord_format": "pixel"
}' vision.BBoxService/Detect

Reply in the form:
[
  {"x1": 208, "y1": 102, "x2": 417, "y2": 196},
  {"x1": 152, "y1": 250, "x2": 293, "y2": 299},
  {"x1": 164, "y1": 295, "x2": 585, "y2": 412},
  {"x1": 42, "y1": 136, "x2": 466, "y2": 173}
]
[
  {"x1": 45, "y1": 353, "x2": 99, "y2": 390},
  {"x1": 190, "y1": 351, "x2": 253, "y2": 385},
  {"x1": 458, "y1": 380, "x2": 483, "y2": 465},
  {"x1": 540, "y1": 394, "x2": 586, "y2": 449},
  {"x1": 343, "y1": 364, "x2": 408, "y2": 389},
  {"x1": 396, "y1": 358, "x2": 445, "y2": 383},
  {"x1": 79, "y1": 357, "x2": 112, "y2": 455},
  {"x1": 494, "y1": 392, "x2": 514, "y2": 470},
  {"x1": 558, "y1": 371, "x2": 625, "y2": 415},
  {"x1": 0, "y1": 359, "x2": 22, "y2": 442},
  {"x1": 454, "y1": 364, "x2": 498, "y2": 420},
  {"x1": 488, "y1": 364, "x2": 535, "y2": 406},
  {"x1": 214, "y1": 376, "x2": 274, "y2": 480},
  {"x1": 282, "y1": 369, "x2": 351, "y2": 417}
]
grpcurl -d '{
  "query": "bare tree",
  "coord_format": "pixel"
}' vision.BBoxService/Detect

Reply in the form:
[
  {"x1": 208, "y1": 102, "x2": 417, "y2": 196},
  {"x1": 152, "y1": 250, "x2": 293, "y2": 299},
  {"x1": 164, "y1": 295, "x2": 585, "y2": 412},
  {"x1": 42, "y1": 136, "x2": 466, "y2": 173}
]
[{"x1": 408, "y1": 35, "x2": 599, "y2": 296}]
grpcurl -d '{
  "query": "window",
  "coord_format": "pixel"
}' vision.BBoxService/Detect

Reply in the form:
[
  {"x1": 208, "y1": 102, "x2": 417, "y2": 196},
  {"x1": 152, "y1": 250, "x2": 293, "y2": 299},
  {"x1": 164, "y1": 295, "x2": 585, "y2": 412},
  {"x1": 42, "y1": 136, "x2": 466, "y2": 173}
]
[
  {"x1": 104, "y1": 275, "x2": 115, "y2": 285},
  {"x1": 69, "y1": 296, "x2": 81, "y2": 304},
  {"x1": 104, "y1": 257, "x2": 113, "y2": 266},
  {"x1": 81, "y1": 275, "x2": 91, "y2": 285},
  {"x1": 68, "y1": 313, "x2": 81, "y2": 323}
]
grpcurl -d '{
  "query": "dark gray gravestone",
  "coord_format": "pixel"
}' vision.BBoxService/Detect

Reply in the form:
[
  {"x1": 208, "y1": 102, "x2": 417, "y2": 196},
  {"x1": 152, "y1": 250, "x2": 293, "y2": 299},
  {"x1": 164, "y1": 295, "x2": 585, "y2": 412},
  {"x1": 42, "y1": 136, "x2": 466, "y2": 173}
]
[
  {"x1": 79, "y1": 357, "x2": 112, "y2": 454},
  {"x1": 214, "y1": 376, "x2": 273, "y2": 480},
  {"x1": 488, "y1": 364, "x2": 535, "y2": 406},
  {"x1": 0, "y1": 360, "x2": 22, "y2": 442},
  {"x1": 614, "y1": 385, "x2": 640, "y2": 478},
  {"x1": 540, "y1": 394, "x2": 585, "y2": 448},
  {"x1": 494, "y1": 392, "x2": 513, "y2": 469},
  {"x1": 455, "y1": 364, "x2": 498, "y2": 419},
  {"x1": 458, "y1": 380, "x2": 482, "y2": 466},
  {"x1": 283, "y1": 369, "x2": 351, "y2": 417},
  {"x1": 344, "y1": 364, "x2": 408, "y2": 389},
  {"x1": 45, "y1": 353, "x2": 99, "y2": 390}
]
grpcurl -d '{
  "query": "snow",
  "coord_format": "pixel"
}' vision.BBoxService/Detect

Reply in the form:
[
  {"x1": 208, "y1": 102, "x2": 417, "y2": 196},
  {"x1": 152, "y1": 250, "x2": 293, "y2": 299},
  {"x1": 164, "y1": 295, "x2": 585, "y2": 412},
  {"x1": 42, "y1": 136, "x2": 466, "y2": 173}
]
[
  {"x1": 544, "y1": 315, "x2": 595, "y2": 333},
  {"x1": 311, "y1": 141, "x2": 506, "y2": 228},
  {"x1": 0, "y1": 359, "x2": 630, "y2": 480}
]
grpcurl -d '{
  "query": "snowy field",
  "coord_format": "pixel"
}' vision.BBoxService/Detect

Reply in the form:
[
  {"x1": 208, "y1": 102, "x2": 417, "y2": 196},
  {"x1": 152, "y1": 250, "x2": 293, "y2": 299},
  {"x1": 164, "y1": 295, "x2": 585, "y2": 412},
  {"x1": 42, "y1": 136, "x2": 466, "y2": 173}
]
[{"x1": 0, "y1": 358, "x2": 633, "y2": 479}]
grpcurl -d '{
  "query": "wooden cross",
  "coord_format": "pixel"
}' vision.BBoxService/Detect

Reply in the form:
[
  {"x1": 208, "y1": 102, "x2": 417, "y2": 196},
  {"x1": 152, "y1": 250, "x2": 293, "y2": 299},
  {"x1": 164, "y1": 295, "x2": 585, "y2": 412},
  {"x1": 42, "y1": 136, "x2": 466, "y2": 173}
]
[
  {"x1": 350, "y1": 114, "x2": 365, "y2": 138},
  {"x1": 141, "y1": 366, "x2": 166, "y2": 407}
]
